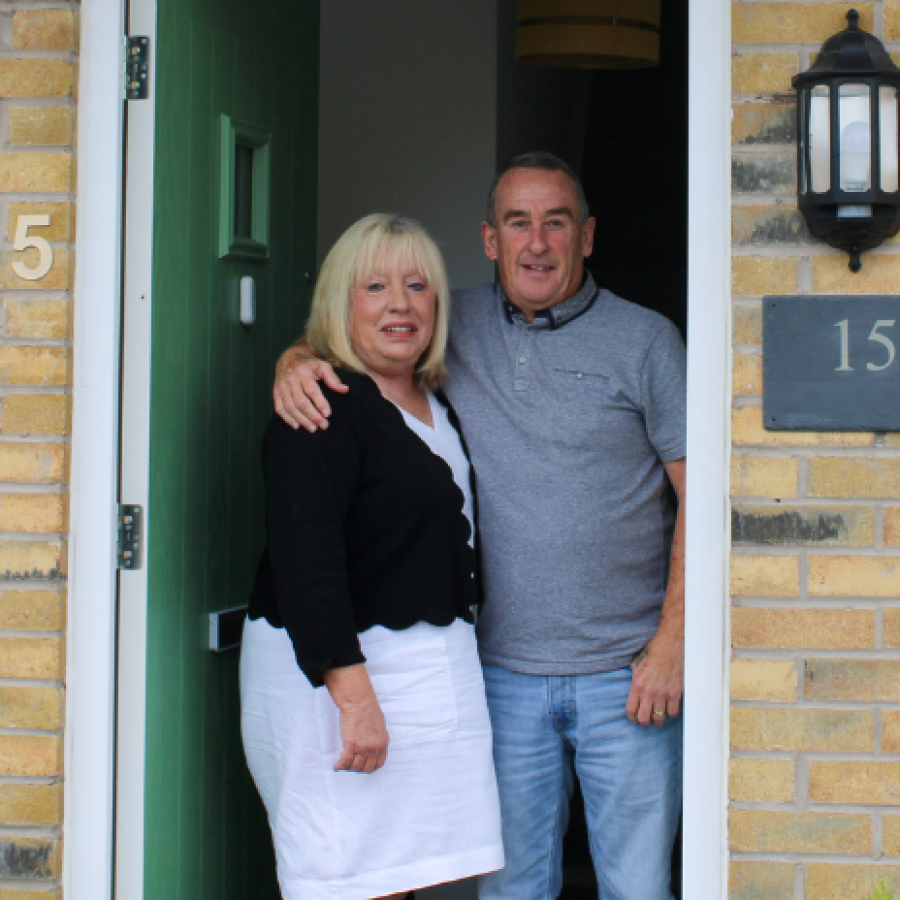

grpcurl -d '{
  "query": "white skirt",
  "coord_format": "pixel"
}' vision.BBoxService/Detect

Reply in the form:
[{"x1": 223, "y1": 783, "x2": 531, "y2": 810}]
[{"x1": 240, "y1": 617, "x2": 504, "y2": 900}]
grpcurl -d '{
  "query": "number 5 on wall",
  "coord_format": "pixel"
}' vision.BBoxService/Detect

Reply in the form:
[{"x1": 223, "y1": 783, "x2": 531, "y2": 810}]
[
  {"x1": 11, "y1": 215, "x2": 53, "y2": 281},
  {"x1": 868, "y1": 320, "x2": 897, "y2": 371}
]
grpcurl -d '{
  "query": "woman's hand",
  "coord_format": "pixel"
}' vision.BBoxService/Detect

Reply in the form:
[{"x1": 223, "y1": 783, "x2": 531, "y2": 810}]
[
  {"x1": 273, "y1": 341, "x2": 348, "y2": 432},
  {"x1": 324, "y1": 664, "x2": 389, "y2": 773},
  {"x1": 335, "y1": 696, "x2": 390, "y2": 773}
]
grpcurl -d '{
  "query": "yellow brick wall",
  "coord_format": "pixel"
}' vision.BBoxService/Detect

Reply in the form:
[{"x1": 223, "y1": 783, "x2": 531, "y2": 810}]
[
  {"x1": 0, "y1": 3, "x2": 75, "y2": 895},
  {"x1": 732, "y1": 2, "x2": 900, "y2": 898}
]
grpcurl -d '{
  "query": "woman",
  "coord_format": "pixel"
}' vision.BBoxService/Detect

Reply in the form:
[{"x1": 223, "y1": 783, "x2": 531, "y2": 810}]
[{"x1": 240, "y1": 213, "x2": 504, "y2": 900}]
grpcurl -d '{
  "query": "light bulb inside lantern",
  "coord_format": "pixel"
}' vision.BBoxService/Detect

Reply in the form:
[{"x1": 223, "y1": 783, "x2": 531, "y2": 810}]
[
  {"x1": 841, "y1": 120, "x2": 871, "y2": 191},
  {"x1": 838, "y1": 107, "x2": 873, "y2": 218}
]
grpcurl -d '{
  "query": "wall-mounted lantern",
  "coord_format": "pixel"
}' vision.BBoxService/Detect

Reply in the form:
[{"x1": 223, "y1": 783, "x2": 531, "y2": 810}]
[
  {"x1": 793, "y1": 10, "x2": 900, "y2": 272},
  {"x1": 515, "y1": 0, "x2": 660, "y2": 70}
]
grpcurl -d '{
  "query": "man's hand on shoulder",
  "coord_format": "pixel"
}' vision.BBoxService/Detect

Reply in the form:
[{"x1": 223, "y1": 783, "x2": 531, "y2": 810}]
[
  {"x1": 625, "y1": 625, "x2": 684, "y2": 727},
  {"x1": 273, "y1": 341, "x2": 348, "y2": 432}
]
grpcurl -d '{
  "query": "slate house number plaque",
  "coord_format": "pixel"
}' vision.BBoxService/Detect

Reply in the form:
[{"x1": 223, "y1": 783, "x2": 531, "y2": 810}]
[{"x1": 764, "y1": 296, "x2": 900, "y2": 431}]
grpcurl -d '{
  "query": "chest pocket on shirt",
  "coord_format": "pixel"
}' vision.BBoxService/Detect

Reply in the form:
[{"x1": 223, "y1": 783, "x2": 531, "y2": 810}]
[
  {"x1": 551, "y1": 367, "x2": 609, "y2": 383},
  {"x1": 546, "y1": 366, "x2": 639, "y2": 446}
]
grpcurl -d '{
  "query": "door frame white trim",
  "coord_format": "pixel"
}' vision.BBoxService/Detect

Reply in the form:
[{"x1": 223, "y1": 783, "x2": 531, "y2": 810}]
[
  {"x1": 113, "y1": 0, "x2": 158, "y2": 894},
  {"x1": 683, "y1": 0, "x2": 732, "y2": 898},
  {"x1": 65, "y1": 0, "x2": 732, "y2": 897},
  {"x1": 64, "y1": 1, "x2": 126, "y2": 899}
]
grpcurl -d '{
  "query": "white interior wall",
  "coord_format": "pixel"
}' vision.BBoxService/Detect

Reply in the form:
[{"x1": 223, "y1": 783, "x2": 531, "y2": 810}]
[{"x1": 318, "y1": 1, "x2": 497, "y2": 290}]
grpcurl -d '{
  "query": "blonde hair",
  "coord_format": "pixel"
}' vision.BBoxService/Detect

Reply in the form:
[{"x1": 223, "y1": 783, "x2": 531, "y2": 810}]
[{"x1": 305, "y1": 213, "x2": 450, "y2": 389}]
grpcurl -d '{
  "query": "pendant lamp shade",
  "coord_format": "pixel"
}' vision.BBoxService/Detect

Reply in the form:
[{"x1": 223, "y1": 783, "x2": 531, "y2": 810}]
[{"x1": 515, "y1": 0, "x2": 661, "y2": 69}]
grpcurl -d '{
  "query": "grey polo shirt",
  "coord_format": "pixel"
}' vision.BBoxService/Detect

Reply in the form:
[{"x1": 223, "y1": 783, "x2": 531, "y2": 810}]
[{"x1": 444, "y1": 274, "x2": 686, "y2": 675}]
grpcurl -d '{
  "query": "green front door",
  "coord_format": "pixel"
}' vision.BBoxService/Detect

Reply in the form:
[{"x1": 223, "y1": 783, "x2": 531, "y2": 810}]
[{"x1": 143, "y1": 1, "x2": 318, "y2": 896}]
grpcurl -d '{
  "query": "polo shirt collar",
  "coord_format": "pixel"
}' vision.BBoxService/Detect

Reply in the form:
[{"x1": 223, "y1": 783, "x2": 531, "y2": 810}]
[{"x1": 503, "y1": 272, "x2": 600, "y2": 330}]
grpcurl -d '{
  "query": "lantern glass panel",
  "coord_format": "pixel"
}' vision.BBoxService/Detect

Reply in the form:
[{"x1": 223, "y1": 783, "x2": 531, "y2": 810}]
[
  {"x1": 809, "y1": 85, "x2": 831, "y2": 193},
  {"x1": 799, "y1": 89, "x2": 808, "y2": 194},
  {"x1": 839, "y1": 83, "x2": 872, "y2": 192},
  {"x1": 880, "y1": 85, "x2": 899, "y2": 193}
]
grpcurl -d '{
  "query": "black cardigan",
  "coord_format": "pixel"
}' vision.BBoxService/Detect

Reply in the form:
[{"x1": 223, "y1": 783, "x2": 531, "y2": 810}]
[{"x1": 248, "y1": 371, "x2": 480, "y2": 687}]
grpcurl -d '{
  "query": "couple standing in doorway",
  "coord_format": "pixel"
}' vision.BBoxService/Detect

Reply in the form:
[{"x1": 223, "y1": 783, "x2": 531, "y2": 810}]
[{"x1": 241, "y1": 151, "x2": 686, "y2": 900}]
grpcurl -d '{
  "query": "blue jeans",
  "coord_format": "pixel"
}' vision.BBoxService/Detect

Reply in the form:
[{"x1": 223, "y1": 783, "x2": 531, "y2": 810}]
[{"x1": 478, "y1": 665, "x2": 682, "y2": 900}]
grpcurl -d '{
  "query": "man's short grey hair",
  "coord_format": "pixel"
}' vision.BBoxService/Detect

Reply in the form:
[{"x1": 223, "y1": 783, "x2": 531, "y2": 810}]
[{"x1": 485, "y1": 151, "x2": 590, "y2": 226}]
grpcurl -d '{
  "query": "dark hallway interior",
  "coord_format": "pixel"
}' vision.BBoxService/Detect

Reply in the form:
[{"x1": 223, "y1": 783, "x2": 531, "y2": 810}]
[{"x1": 497, "y1": 0, "x2": 688, "y2": 338}]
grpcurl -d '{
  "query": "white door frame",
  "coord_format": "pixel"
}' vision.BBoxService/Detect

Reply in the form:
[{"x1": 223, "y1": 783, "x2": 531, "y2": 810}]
[
  {"x1": 683, "y1": 1, "x2": 732, "y2": 898},
  {"x1": 64, "y1": 1, "x2": 732, "y2": 897},
  {"x1": 111, "y1": 0, "x2": 158, "y2": 894},
  {"x1": 64, "y1": 0, "x2": 126, "y2": 898}
]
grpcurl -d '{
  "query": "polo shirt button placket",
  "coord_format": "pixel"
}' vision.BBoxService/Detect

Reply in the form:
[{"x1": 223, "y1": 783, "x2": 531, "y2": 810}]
[{"x1": 513, "y1": 325, "x2": 532, "y2": 392}]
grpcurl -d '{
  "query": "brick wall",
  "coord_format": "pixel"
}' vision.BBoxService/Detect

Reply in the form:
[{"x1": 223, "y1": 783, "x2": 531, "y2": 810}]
[
  {"x1": 0, "y1": 3, "x2": 75, "y2": 897},
  {"x1": 731, "y1": 3, "x2": 900, "y2": 898}
]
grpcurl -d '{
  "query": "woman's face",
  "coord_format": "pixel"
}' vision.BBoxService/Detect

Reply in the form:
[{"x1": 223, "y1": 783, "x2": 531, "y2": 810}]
[{"x1": 348, "y1": 261, "x2": 436, "y2": 380}]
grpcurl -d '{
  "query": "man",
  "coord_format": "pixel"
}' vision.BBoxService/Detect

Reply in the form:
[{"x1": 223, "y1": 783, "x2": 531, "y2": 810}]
[{"x1": 274, "y1": 152, "x2": 686, "y2": 900}]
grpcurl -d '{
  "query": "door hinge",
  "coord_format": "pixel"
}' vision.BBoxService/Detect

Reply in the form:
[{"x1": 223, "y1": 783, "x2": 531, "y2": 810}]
[
  {"x1": 125, "y1": 36, "x2": 150, "y2": 100},
  {"x1": 117, "y1": 504, "x2": 143, "y2": 570}
]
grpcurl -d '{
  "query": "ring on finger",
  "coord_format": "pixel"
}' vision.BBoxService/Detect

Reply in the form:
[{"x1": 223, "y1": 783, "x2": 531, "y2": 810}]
[{"x1": 652, "y1": 709, "x2": 665, "y2": 719}]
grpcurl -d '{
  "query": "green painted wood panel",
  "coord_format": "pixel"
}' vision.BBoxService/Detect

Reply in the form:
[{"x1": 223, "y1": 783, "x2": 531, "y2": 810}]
[{"x1": 143, "y1": 1, "x2": 318, "y2": 897}]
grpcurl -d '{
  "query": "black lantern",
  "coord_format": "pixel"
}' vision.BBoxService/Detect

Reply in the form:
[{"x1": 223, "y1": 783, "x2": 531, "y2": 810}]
[{"x1": 793, "y1": 10, "x2": 900, "y2": 272}]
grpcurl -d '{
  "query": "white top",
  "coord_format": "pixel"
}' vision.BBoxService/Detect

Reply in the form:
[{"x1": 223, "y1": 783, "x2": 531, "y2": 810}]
[{"x1": 396, "y1": 392, "x2": 474, "y2": 547}]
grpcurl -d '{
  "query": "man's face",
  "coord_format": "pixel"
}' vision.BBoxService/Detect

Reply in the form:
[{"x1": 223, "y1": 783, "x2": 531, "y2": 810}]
[{"x1": 481, "y1": 168, "x2": 596, "y2": 319}]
